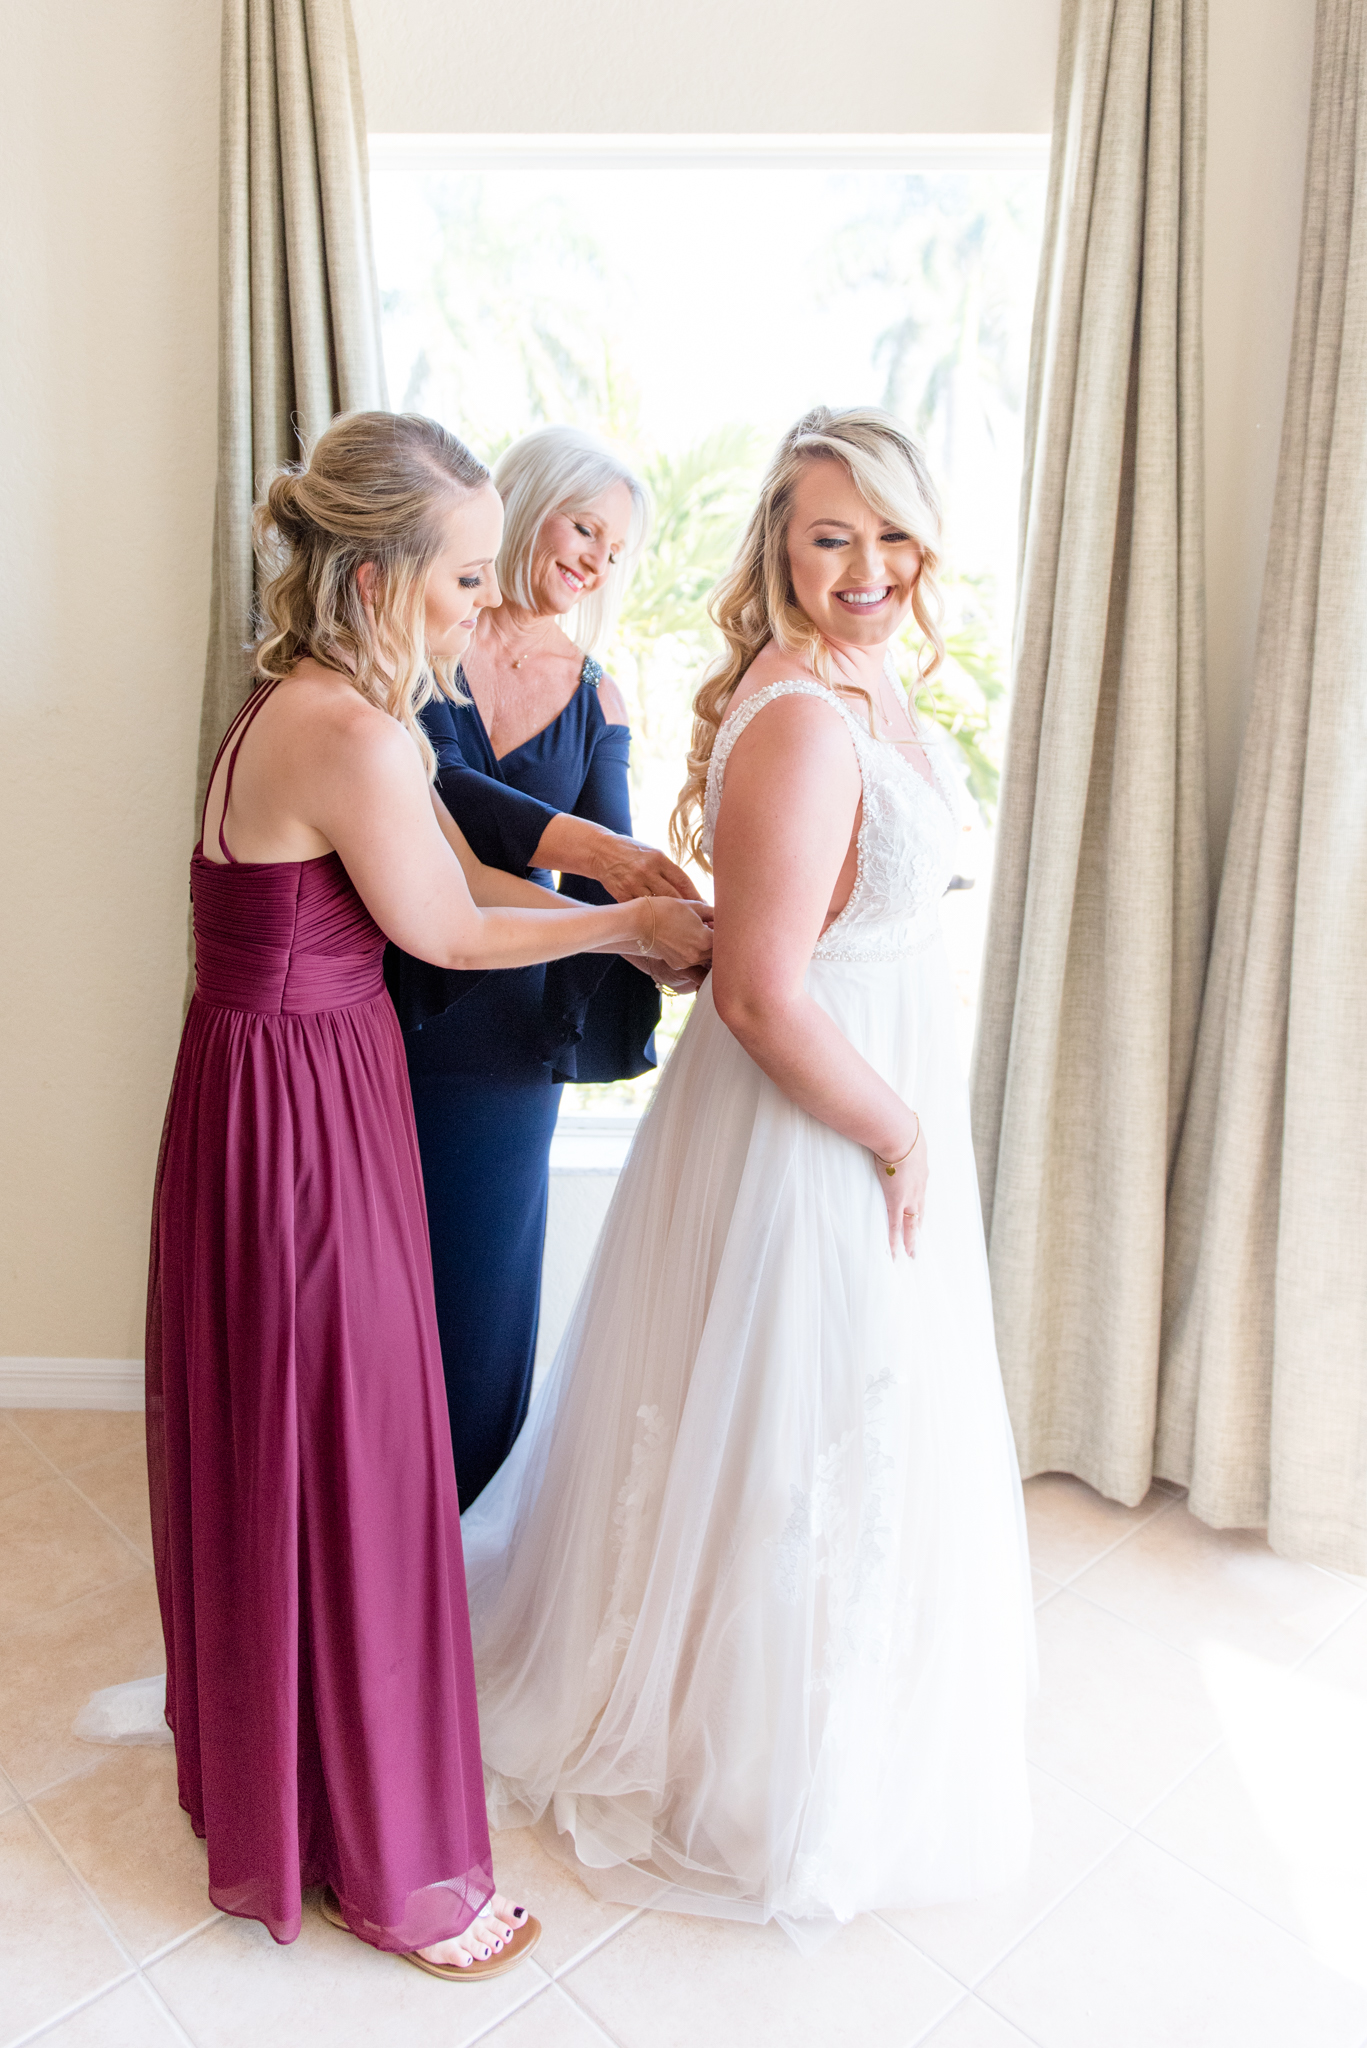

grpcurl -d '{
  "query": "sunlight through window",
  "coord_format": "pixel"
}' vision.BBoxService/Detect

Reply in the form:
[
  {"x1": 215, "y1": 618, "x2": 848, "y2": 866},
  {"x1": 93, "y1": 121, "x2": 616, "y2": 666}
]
[{"x1": 370, "y1": 135, "x2": 1047, "y2": 1106}]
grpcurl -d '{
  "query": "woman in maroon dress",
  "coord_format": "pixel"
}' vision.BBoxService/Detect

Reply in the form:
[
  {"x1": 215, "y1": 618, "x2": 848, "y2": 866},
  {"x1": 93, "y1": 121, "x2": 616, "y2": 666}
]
[{"x1": 146, "y1": 411, "x2": 712, "y2": 1978}]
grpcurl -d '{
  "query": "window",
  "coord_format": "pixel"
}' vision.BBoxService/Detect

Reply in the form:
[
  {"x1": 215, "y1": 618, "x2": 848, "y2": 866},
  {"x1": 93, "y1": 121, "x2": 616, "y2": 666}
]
[{"x1": 370, "y1": 134, "x2": 1047, "y2": 1108}]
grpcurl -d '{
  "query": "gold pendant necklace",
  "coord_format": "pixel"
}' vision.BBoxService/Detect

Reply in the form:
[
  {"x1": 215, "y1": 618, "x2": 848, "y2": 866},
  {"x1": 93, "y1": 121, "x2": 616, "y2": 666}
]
[{"x1": 508, "y1": 624, "x2": 558, "y2": 673}]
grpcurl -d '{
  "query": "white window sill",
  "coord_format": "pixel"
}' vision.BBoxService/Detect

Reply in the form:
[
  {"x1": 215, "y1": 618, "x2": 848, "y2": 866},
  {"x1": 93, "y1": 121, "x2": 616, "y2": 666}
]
[{"x1": 548, "y1": 1115, "x2": 638, "y2": 1173}]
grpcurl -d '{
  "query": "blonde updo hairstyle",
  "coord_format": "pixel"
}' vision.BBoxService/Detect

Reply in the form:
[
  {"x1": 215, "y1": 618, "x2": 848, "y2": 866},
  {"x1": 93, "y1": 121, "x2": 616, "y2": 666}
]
[
  {"x1": 671, "y1": 406, "x2": 946, "y2": 868},
  {"x1": 493, "y1": 425, "x2": 651, "y2": 656},
  {"x1": 253, "y1": 410, "x2": 491, "y2": 779}
]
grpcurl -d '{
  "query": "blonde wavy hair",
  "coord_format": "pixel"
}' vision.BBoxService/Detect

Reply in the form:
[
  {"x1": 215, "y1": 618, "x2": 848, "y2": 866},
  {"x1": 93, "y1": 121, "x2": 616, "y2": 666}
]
[
  {"x1": 493, "y1": 425, "x2": 651, "y2": 655},
  {"x1": 671, "y1": 406, "x2": 946, "y2": 868},
  {"x1": 252, "y1": 411, "x2": 491, "y2": 778}
]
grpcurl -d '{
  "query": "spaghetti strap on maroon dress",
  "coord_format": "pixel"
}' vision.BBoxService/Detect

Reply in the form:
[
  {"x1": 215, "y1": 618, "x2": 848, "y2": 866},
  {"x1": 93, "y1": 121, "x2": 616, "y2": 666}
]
[{"x1": 145, "y1": 682, "x2": 494, "y2": 1949}]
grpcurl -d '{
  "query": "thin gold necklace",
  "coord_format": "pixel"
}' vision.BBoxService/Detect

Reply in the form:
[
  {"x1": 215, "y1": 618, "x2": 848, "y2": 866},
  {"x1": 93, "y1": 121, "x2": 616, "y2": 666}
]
[{"x1": 506, "y1": 623, "x2": 561, "y2": 672}]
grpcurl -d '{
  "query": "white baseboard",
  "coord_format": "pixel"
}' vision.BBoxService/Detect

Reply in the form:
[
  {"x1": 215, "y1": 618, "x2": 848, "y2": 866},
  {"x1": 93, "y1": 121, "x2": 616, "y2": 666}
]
[{"x1": 0, "y1": 1358, "x2": 144, "y2": 1411}]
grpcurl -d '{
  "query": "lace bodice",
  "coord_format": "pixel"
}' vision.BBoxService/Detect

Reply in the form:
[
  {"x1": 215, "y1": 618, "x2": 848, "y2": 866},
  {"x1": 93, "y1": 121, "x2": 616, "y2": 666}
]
[{"x1": 701, "y1": 680, "x2": 962, "y2": 963}]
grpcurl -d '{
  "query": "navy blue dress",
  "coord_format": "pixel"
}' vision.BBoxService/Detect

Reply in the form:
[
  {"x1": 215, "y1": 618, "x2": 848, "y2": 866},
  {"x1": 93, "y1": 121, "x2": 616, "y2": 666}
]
[{"x1": 385, "y1": 658, "x2": 660, "y2": 1508}]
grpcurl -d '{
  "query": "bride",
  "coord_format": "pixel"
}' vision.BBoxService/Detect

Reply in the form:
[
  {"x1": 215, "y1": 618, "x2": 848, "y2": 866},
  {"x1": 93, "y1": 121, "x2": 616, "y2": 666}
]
[{"x1": 462, "y1": 406, "x2": 1034, "y2": 1946}]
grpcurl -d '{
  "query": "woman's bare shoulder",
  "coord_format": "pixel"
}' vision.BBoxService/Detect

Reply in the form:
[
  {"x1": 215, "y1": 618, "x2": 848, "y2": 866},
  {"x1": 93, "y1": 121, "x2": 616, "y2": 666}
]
[
  {"x1": 262, "y1": 666, "x2": 420, "y2": 774},
  {"x1": 594, "y1": 667, "x2": 631, "y2": 726},
  {"x1": 723, "y1": 649, "x2": 848, "y2": 753},
  {"x1": 721, "y1": 681, "x2": 858, "y2": 796}
]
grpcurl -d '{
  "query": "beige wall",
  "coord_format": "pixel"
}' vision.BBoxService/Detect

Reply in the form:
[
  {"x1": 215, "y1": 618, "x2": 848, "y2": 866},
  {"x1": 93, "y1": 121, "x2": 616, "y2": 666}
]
[
  {"x1": 0, "y1": 0, "x2": 1318, "y2": 1363},
  {"x1": 352, "y1": 0, "x2": 1063, "y2": 132},
  {"x1": 0, "y1": 2, "x2": 218, "y2": 1361}
]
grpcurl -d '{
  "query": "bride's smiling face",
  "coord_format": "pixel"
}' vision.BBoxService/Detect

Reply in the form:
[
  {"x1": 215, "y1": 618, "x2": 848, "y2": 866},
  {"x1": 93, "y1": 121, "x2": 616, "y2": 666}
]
[{"x1": 785, "y1": 458, "x2": 922, "y2": 649}]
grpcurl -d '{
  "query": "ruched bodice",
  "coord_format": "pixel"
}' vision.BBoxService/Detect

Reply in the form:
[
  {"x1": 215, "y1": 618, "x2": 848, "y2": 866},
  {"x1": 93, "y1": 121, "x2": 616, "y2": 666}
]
[{"x1": 190, "y1": 850, "x2": 386, "y2": 1016}]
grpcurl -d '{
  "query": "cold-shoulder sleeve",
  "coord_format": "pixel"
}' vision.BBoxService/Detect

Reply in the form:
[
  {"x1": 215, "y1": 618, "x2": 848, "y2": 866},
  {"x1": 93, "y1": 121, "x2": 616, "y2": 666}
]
[
  {"x1": 539, "y1": 716, "x2": 661, "y2": 1085},
  {"x1": 425, "y1": 691, "x2": 557, "y2": 875}
]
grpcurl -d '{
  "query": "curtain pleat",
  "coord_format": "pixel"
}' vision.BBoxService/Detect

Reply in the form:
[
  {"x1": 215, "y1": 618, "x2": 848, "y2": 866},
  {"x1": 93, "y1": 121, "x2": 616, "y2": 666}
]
[
  {"x1": 970, "y1": 0, "x2": 1210, "y2": 1504},
  {"x1": 1158, "y1": 0, "x2": 1367, "y2": 1573},
  {"x1": 195, "y1": 0, "x2": 386, "y2": 831}
]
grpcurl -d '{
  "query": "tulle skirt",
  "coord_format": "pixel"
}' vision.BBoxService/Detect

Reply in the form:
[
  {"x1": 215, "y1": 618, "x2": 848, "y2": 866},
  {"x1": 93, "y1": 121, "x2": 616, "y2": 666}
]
[{"x1": 462, "y1": 934, "x2": 1034, "y2": 1946}]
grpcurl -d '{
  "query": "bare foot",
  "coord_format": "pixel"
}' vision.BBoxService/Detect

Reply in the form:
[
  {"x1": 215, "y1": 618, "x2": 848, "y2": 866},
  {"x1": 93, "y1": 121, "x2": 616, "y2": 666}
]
[{"x1": 414, "y1": 1891, "x2": 529, "y2": 1970}]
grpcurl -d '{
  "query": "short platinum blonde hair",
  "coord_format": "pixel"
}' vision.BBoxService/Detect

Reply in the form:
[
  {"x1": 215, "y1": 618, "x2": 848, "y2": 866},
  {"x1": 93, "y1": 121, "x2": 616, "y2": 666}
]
[{"x1": 493, "y1": 426, "x2": 651, "y2": 654}]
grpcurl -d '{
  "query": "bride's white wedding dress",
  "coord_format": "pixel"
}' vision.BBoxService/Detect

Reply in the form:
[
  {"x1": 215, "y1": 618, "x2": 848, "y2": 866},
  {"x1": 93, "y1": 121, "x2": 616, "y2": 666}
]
[{"x1": 462, "y1": 679, "x2": 1034, "y2": 1946}]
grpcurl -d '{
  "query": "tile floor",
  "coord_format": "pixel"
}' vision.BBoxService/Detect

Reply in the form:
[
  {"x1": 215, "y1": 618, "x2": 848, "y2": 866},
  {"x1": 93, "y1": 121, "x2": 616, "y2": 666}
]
[{"x1": 2, "y1": 1408, "x2": 1367, "y2": 2048}]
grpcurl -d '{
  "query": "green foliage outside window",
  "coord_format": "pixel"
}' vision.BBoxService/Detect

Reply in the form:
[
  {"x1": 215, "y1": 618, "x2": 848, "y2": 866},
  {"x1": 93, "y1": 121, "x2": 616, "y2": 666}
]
[{"x1": 374, "y1": 156, "x2": 1043, "y2": 1103}]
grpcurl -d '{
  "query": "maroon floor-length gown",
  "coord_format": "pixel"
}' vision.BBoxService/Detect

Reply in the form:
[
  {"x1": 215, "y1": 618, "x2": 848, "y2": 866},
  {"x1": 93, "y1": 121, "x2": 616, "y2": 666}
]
[{"x1": 146, "y1": 683, "x2": 494, "y2": 1949}]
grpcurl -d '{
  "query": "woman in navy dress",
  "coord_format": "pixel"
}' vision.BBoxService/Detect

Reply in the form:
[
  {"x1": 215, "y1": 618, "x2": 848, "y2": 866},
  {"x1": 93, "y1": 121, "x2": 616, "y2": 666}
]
[{"x1": 386, "y1": 427, "x2": 703, "y2": 1507}]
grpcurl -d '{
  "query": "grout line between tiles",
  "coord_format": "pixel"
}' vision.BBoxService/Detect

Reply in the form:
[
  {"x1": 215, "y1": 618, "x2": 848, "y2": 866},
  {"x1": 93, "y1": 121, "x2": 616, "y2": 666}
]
[
  {"x1": 550, "y1": 1904, "x2": 647, "y2": 1980},
  {"x1": 3, "y1": 1418, "x2": 73, "y2": 1481},
  {"x1": 877, "y1": 1811, "x2": 1132, "y2": 2002},
  {"x1": 2, "y1": 1416, "x2": 149, "y2": 1572},
  {"x1": 0, "y1": 1469, "x2": 66, "y2": 1515},
  {"x1": 1053, "y1": 1579, "x2": 1218, "y2": 1666},
  {"x1": 1061, "y1": 1572, "x2": 1367, "y2": 1678},
  {"x1": 23, "y1": 1794, "x2": 145, "y2": 1976},
  {"x1": 556, "y1": 1973, "x2": 633, "y2": 2048},
  {"x1": 924, "y1": 1988, "x2": 1052, "y2": 2048},
  {"x1": 8, "y1": 1967, "x2": 138, "y2": 2048},
  {"x1": 974, "y1": 1975, "x2": 1060, "y2": 2046},
  {"x1": 1125, "y1": 1736, "x2": 1225, "y2": 1833},
  {"x1": 0, "y1": 1561, "x2": 153, "y2": 1651},
  {"x1": 461, "y1": 1979, "x2": 553, "y2": 2048},
  {"x1": 1018, "y1": 1751, "x2": 1348, "y2": 1987},
  {"x1": 57, "y1": 1469, "x2": 151, "y2": 1574},
  {"x1": 1288, "y1": 1586, "x2": 1367, "y2": 1674},
  {"x1": 1023, "y1": 1745, "x2": 1216, "y2": 1839},
  {"x1": 870, "y1": 1911, "x2": 972, "y2": 1993},
  {"x1": 1029, "y1": 1483, "x2": 1183, "y2": 1594},
  {"x1": 1121, "y1": 1826, "x2": 1332, "y2": 1959},
  {"x1": 905, "y1": 1987, "x2": 972, "y2": 2046},
  {"x1": 1045, "y1": 1493, "x2": 1367, "y2": 1671},
  {"x1": 138, "y1": 1909, "x2": 225, "y2": 1970},
  {"x1": 0, "y1": 1428, "x2": 151, "y2": 1647},
  {"x1": 458, "y1": 1954, "x2": 555, "y2": 2044},
  {"x1": 23, "y1": 1759, "x2": 118, "y2": 1806},
  {"x1": 968, "y1": 1822, "x2": 1133, "y2": 1992},
  {"x1": 128, "y1": 1970, "x2": 198, "y2": 2047}
]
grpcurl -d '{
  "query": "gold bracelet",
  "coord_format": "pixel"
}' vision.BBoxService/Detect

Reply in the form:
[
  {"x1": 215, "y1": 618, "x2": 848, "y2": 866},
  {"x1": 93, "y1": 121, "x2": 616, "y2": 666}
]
[
  {"x1": 634, "y1": 899, "x2": 658, "y2": 958},
  {"x1": 873, "y1": 1114, "x2": 920, "y2": 1177}
]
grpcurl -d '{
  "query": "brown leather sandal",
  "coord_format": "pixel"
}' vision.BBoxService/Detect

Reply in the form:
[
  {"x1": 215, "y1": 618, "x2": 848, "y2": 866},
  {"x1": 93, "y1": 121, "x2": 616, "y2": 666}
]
[{"x1": 319, "y1": 1888, "x2": 542, "y2": 1981}]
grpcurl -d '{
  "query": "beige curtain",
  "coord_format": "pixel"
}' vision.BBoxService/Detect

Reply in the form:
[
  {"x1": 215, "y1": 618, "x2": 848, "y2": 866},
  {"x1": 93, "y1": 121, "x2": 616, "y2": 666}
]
[
  {"x1": 1158, "y1": 0, "x2": 1367, "y2": 1574},
  {"x1": 195, "y1": 0, "x2": 386, "y2": 824},
  {"x1": 970, "y1": 0, "x2": 1210, "y2": 1504}
]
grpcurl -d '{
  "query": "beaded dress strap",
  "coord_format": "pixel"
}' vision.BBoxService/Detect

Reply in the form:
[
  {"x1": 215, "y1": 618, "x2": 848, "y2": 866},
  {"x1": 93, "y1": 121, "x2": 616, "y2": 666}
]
[
  {"x1": 702, "y1": 682, "x2": 867, "y2": 867},
  {"x1": 710, "y1": 681, "x2": 864, "y2": 779},
  {"x1": 202, "y1": 680, "x2": 281, "y2": 865}
]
